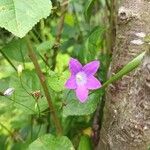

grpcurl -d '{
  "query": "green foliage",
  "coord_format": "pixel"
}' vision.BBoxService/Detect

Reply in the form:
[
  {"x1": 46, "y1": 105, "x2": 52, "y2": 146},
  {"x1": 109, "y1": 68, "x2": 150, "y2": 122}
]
[
  {"x1": 0, "y1": 0, "x2": 52, "y2": 37},
  {"x1": 63, "y1": 90, "x2": 102, "y2": 117},
  {"x1": 0, "y1": 70, "x2": 48, "y2": 116},
  {"x1": 78, "y1": 135, "x2": 93, "y2": 150},
  {"x1": 84, "y1": 0, "x2": 96, "y2": 21},
  {"x1": 0, "y1": 0, "x2": 145, "y2": 149},
  {"x1": 29, "y1": 134, "x2": 75, "y2": 150},
  {"x1": 48, "y1": 70, "x2": 70, "y2": 92},
  {"x1": 86, "y1": 26, "x2": 105, "y2": 61},
  {"x1": 1, "y1": 38, "x2": 28, "y2": 62},
  {"x1": 9, "y1": 70, "x2": 48, "y2": 114}
]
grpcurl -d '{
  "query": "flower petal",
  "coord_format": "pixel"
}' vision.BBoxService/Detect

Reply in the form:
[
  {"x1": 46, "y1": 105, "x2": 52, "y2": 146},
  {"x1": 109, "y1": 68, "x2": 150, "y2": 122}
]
[
  {"x1": 65, "y1": 75, "x2": 77, "y2": 89},
  {"x1": 83, "y1": 61, "x2": 100, "y2": 76},
  {"x1": 76, "y1": 85, "x2": 88, "y2": 103},
  {"x1": 69, "y1": 58, "x2": 82, "y2": 74},
  {"x1": 86, "y1": 76, "x2": 101, "y2": 90}
]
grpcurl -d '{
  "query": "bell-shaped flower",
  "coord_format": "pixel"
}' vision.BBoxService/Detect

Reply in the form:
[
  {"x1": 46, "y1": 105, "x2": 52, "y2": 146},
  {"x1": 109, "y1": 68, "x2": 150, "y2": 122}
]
[{"x1": 65, "y1": 58, "x2": 102, "y2": 103}]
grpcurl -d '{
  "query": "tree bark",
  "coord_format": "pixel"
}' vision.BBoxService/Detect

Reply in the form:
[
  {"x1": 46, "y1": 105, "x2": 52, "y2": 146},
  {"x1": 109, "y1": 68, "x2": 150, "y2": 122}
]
[{"x1": 97, "y1": 0, "x2": 150, "y2": 149}]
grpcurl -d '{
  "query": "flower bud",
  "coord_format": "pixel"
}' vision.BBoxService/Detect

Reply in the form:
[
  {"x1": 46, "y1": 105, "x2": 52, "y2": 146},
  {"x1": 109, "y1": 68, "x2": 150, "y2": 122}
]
[
  {"x1": 17, "y1": 65, "x2": 23, "y2": 76},
  {"x1": 3, "y1": 88, "x2": 15, "y2": 96}
]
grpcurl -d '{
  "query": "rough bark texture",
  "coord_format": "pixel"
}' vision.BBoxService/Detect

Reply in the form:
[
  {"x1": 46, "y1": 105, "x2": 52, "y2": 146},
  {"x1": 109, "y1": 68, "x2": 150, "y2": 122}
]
[{"x1": 97, "y1": 0, "x2": 150, "y2": 150}]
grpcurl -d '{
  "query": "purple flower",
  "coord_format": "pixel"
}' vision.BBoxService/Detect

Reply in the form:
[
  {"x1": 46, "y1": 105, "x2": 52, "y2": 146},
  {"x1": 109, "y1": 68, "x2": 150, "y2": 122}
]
[{"x1": 65, "y1": 58, "x2": 102, "y2": 103}]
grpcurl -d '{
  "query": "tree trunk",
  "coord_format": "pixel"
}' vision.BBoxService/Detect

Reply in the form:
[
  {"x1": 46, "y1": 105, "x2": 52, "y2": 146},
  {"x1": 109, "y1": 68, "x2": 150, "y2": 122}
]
[{"x1": 97, "y1": 0, "x2": 150, "y2": 149}]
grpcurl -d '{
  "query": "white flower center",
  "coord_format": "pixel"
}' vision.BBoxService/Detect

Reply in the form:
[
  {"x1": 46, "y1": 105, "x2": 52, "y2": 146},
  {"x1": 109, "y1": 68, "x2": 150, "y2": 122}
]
[{"x1": 76, "y1": 72, "x2": 87, "y2": 86}]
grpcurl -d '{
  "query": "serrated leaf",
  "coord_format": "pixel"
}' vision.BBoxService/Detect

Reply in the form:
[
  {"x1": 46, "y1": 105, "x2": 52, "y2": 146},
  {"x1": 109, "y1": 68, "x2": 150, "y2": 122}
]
[
  {"x1": 28, "y1": 134, "x2": 75, "y2": 150},
  {"x1": 63, "y1": 91, "x2": 102, "y2": 117},
  {"x1": 0, "y1": 0, "x2": 52, "y2": 37}
]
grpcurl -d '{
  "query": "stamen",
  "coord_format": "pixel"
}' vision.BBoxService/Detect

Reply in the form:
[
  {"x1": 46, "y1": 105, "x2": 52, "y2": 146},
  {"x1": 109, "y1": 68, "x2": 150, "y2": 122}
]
[{"x1": 76, "y1": 72, "x2": 87, "y2": 85}]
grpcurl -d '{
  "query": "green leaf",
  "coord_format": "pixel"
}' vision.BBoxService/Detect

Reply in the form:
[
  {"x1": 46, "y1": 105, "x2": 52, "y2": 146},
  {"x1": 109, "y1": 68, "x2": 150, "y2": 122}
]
[
  {"x1": 36, "y1": 41, "x2": 53, "y2": 52},
  {"x1": 86, "y1": 26, "x2": 104, "y2": 61},
  {"x1": 63, "y1": 90, "x2": 102, "y2": 117},
  {"x1": 84, "y1": 0, "x2": 96, "y2": 21},
  {"x1": 0, "y1": 0, "x2": 52, "y2": 37},
  {"x1": 55, "y1": 53, "x2": 70, "y2": 73},
  {"x1": 103, "y1": 52, "x2": 145, "y2": 88},
  {"x1": 1, "y1": 38, "x2": 29, "y2": 62},
  {"x1": 9, "y1": 70, "x2": 48, "y2": 114},
  {"x1": 48, "y1": 71, "x2": 70, "y2": 92},
  {"x1": 28, "y1": 134, "x2": 75, "y2": 150},
  {"x1": 78, "y1": 135, "x2": 93, "y2": 150},
  {"x1": 0, "y1": 77, "x2": 14, "y2": 114}
]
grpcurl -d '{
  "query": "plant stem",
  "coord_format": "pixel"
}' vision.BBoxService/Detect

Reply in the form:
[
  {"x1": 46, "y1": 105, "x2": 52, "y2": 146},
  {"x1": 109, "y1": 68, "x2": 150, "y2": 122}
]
[
  {"x1": 27, "y1": 37, "x2": 62, "y2": 135},
  {"x1": 40, "y1": 19, "x2": 46, "y2": 41},
  {"x1": 30, "y1": 115, "x2": 33, "y2": 140},
  {"x1": 72, "y1": 3, "x2": 83, "y2": 37},
  {"x1": 0, "y1": 122, "x2": 13, "y2": 136},
  {"x1": 0, "y1": 49, "x2": 17, "y2": 71},
  {"x1": 51, "y1": 0, "x2": 68, "y2": 70}
]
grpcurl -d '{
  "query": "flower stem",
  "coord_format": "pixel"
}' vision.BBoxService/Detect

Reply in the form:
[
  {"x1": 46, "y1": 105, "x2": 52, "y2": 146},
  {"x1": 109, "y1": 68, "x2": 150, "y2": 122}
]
[{"x1": 27, "y1": 36, "x2": 62, "y2": 135}]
